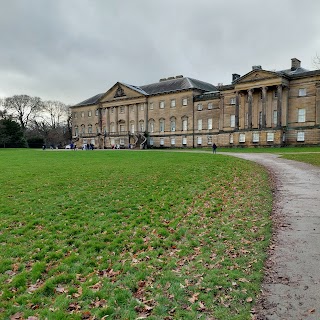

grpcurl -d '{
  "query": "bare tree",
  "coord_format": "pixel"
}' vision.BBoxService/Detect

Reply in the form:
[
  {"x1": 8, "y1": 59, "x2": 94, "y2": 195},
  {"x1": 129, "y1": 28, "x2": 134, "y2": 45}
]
[
  {"x1": 42, "y1": 100, "x2": 68, "y2": 129},
  {"x1": 3, "y1": 95, "x2": 43, "y2": 132},
  {"x1": 313, "y1": 53, "x2": 320, "y2": 69}
]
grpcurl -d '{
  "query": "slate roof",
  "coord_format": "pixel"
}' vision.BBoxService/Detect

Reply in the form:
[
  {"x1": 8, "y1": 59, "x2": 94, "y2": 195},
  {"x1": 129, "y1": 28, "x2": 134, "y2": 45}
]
[
  {"x1": 140, "y1": 77, "x2": 217, "y2": 95},
  {"x1": 73, "y1": 77, "x2": 217, "y2": 106},
  {"x1": 73, "y1": 93, "x2": 104, "y2": 107}
]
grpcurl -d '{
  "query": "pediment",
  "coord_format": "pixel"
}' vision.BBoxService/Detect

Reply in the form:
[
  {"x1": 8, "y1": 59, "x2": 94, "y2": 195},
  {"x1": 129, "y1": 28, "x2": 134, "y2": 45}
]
[
  {"x1": 235, "y1": 70, "x2": 282, "y2": 84},
  {"x1": 100, "y1": 82, "x2": 146, "y2": 103}
]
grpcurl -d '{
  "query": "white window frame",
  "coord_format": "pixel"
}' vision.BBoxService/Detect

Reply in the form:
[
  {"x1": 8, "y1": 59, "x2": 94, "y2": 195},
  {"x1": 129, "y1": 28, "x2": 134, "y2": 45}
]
[
  {"x1": 149, "y1": 121, "x2": 154, "y2": 133},
  {"x1": 230, "y1": 115, "x2": 235, "y2": 128},
  {"x1": 182, "y1": 98, "x2": 188, "y2": 106},
  {"x1": 139, "y1": 121, "x2": 144, "y2": 132},
  {"x1": 95, "y1": 109, "x2": 99, "y2": 116},
  {"x1": 298, "y1": 108, "x2": 306, "y2": 123},
  {"x1": 252, "y1": 132, "x2": 259, "y2": 142},
  {"x1": 182, "y1": 119, "x2": 188, "y2": 131},
  {"x1": 171, "y1": 138, "x2": 175, "y2": 145},
  {"x1": 207, "y1": 135, "x2": 212, "y2": 145},
  {"x1": 159, "y1": 101, "x2": 165, "y2": 109},
  {"x1": 88, "y1": 110, "x2": 92, "y2": 117},
  {"x1": 208, "y1": 118, "x2": 213, "y2": 130},
  {"x1": 197, "y1": 104, "x2": 203, "y2": 111},
  {"x1": 170, "y1": 118, "x2": 176, "y2": 132},
  {"x1": 197, "y1": 136, "x2": 202, "y2": 145},
  {"x1": 230, "y1": 97, "x2": 236, "y2": 105},
  {"x1": 198, "y1": 119, "x2": 202, "y2": 131},
  {"x1": 267, "y1": 132, "x2": 274, "y2": 142},
  {"x1": 170, "y1": 99, "x2": 176, "y2": 108},
  {"x1": 298, "y1": 88, "x2": 306, "y2": 97},
  {"x1": 149, "y1": 102, "x2": 154, "y2": 110},
  {"x1": 182, "y1": 136, "x2": 187, "y2": 145},
  {"x1": 159, "y1": 119, "x2": 165, "y2": 132},
  {"x1": 229, "y1": 134, "x2": 234, "y2": 144},
  {"x1": 149, "y1": 137, "x2": 154, "y2": 146},
  {"x1": 297, "y1": 131, "x2": 305, "y2": 142},
  {"x1": 273, "y1": 110, "x2": 278, "y2": 125},
  {"x1": 88, "y1": 124, "x2": 93, "y2": 133},
  {"x1": 160, "y1": 138, "x2": 164, "y2": 146},
  {"x1": 208, "y1": 103, "x2": 213, "y2": 110},
  {"x1": 239, "y1": 133, "x2": 245, "y2": 143}
]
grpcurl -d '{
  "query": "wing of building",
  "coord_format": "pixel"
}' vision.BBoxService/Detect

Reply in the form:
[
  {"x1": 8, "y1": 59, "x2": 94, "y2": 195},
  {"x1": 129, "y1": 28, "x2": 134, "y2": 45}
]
[{"x1": 71, "y1": 58, "x2": 320, "y2": 149}]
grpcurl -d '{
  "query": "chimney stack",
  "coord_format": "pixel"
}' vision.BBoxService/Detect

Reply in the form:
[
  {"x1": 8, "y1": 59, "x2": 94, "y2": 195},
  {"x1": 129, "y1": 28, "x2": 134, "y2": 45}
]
[
  {"x1": 291, "y1": 58, "x2": 301, "y2": 70},
  {"x1": 252, "y1": 65, "x2": 262, "y2": 71}
]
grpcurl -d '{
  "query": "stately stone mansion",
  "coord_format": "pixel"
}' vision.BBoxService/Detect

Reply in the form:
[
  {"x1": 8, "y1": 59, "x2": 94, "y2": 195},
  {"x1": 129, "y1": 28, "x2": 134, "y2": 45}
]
[{"x1": 71, "y1": 58, "x2": 320, "y2": 148}]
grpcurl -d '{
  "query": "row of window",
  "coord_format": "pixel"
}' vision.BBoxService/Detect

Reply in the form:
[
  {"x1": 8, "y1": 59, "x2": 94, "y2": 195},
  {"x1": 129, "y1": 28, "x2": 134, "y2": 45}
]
[
  {"x1": 228, "y1": 131, "x2": 305, "y2": 143},
  {"x1": 150, "y1": 98, "x2": 188, "y2": 110}
]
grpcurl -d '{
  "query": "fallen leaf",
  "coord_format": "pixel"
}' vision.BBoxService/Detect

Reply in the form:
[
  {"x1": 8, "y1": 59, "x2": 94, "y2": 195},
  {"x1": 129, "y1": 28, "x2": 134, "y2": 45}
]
[{"x1": 188, "y1": 292, "x2": 200, "y2": 303}]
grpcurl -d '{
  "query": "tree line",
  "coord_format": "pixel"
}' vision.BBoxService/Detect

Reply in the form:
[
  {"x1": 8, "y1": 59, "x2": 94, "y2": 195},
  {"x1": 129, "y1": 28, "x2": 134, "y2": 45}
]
[{"x1": 0, "y1": 95, "x2": 72, "y2": 148}]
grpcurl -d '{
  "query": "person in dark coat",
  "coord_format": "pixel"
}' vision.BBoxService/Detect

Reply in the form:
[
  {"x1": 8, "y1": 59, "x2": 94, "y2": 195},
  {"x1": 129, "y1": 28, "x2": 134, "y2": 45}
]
[{"x1": 212, "y1": 143, "x2": 217, "y2": 154}]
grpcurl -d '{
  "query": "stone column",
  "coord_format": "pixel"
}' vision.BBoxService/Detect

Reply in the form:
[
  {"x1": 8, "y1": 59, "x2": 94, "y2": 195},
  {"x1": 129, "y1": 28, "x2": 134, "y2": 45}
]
[
  {"x1": 277, "y1": 85, "x2": 283, "y2": 127},
  {"x1": 248, "y1": 89, "x2": 253, "y2": 129},
  {"x1": 106, "y1": 107, "x2": 110, "y2": 133},
  {"x1": 144, "y1": 102, "x2": 148, "y2": 133},
  {"x1": 261, "y1": 87, "x2": 268, "y2": 128},
  {"x1": 126, "y1": 105, "x2": 129, "y2": 132},
  {"x1": 235, "y1": 91, "x2": 240, "y2": 130},
  {"x1": 115, "y1": 107, "x2": 119, "y2": 133},
  {"x1": 135, "y1": 104, "x2": 139, "y2": 132}
]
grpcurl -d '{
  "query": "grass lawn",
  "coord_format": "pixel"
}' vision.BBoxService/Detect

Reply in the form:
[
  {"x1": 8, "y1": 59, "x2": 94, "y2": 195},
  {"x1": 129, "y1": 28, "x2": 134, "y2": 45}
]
[
  {"x1": 280, "y1": 153, "x2": 320, "y2": 167},
  {"x1": 0, "y1": 149, "x2": 272, "y2": 320},
  {"x1": 216, "y1": 146, "x2": 320, "y2": 154}
]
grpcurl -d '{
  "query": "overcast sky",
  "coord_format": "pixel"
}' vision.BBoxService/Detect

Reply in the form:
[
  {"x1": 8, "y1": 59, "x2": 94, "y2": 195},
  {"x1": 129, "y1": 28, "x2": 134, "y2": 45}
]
[{"x1": 1, "y1": 0, "x2": 320, "y2": 105}]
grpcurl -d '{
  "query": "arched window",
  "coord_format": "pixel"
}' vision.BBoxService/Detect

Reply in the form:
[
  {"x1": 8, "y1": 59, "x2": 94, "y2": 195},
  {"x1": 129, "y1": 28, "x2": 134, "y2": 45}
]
[
  {"x1": 130, "y1": 120, "x2": 135, "y2": 133},
  {"x1": 170, "y1": 117, "x2": 176, "y2": 132},
  {"x1": 149, "y1": 119, "x2": 155, "y2": 133},
  {"x1": 139, "y1": 120, "x2": 144, "y2": 132},
  {"x1": 119, "y1": 120, "x2": 125, "y2": 132},
  {"x1": 159, "y1": 118, "x2": 165, "y2": 132}
]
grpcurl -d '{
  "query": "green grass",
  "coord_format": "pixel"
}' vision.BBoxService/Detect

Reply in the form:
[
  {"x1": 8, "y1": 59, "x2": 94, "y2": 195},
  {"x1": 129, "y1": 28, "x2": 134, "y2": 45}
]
[
  {"x1": 0, "y1": 149, "x2": 273, "y2": 319},
  {"x1": 216, "y1": 146, "x2": 320, "y2": 153},
  {"x1": 280, "y1": 153, "x2": 320, "y2": 166}
]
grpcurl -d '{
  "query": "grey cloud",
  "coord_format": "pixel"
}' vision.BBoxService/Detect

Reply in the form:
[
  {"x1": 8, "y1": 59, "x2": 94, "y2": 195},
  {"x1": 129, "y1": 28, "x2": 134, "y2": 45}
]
[{"x1": 1, "y1": 0, "x2": 320, "y2": 104}]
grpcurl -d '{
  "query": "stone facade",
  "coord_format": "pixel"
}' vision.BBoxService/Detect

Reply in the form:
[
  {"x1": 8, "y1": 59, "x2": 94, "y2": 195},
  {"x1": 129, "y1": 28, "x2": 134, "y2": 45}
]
[{"x1": 71, "y1": 58, "x2": 320, "y2": 148}]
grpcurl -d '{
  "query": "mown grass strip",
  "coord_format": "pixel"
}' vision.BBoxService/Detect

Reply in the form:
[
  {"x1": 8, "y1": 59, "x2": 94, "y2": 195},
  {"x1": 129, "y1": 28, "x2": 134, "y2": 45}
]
[
  {"x1": 0, "y1": 149, "x2": 272, "y2": 319},
  {"x1": 280, "y1": 153, "x2": 320, "y2": 166}
]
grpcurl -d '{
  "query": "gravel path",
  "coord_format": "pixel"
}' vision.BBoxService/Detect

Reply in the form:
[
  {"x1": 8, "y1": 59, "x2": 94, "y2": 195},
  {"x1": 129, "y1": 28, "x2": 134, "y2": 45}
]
[{"x1": 224, "y1": 153, "x2": 320, "y2": 320}]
